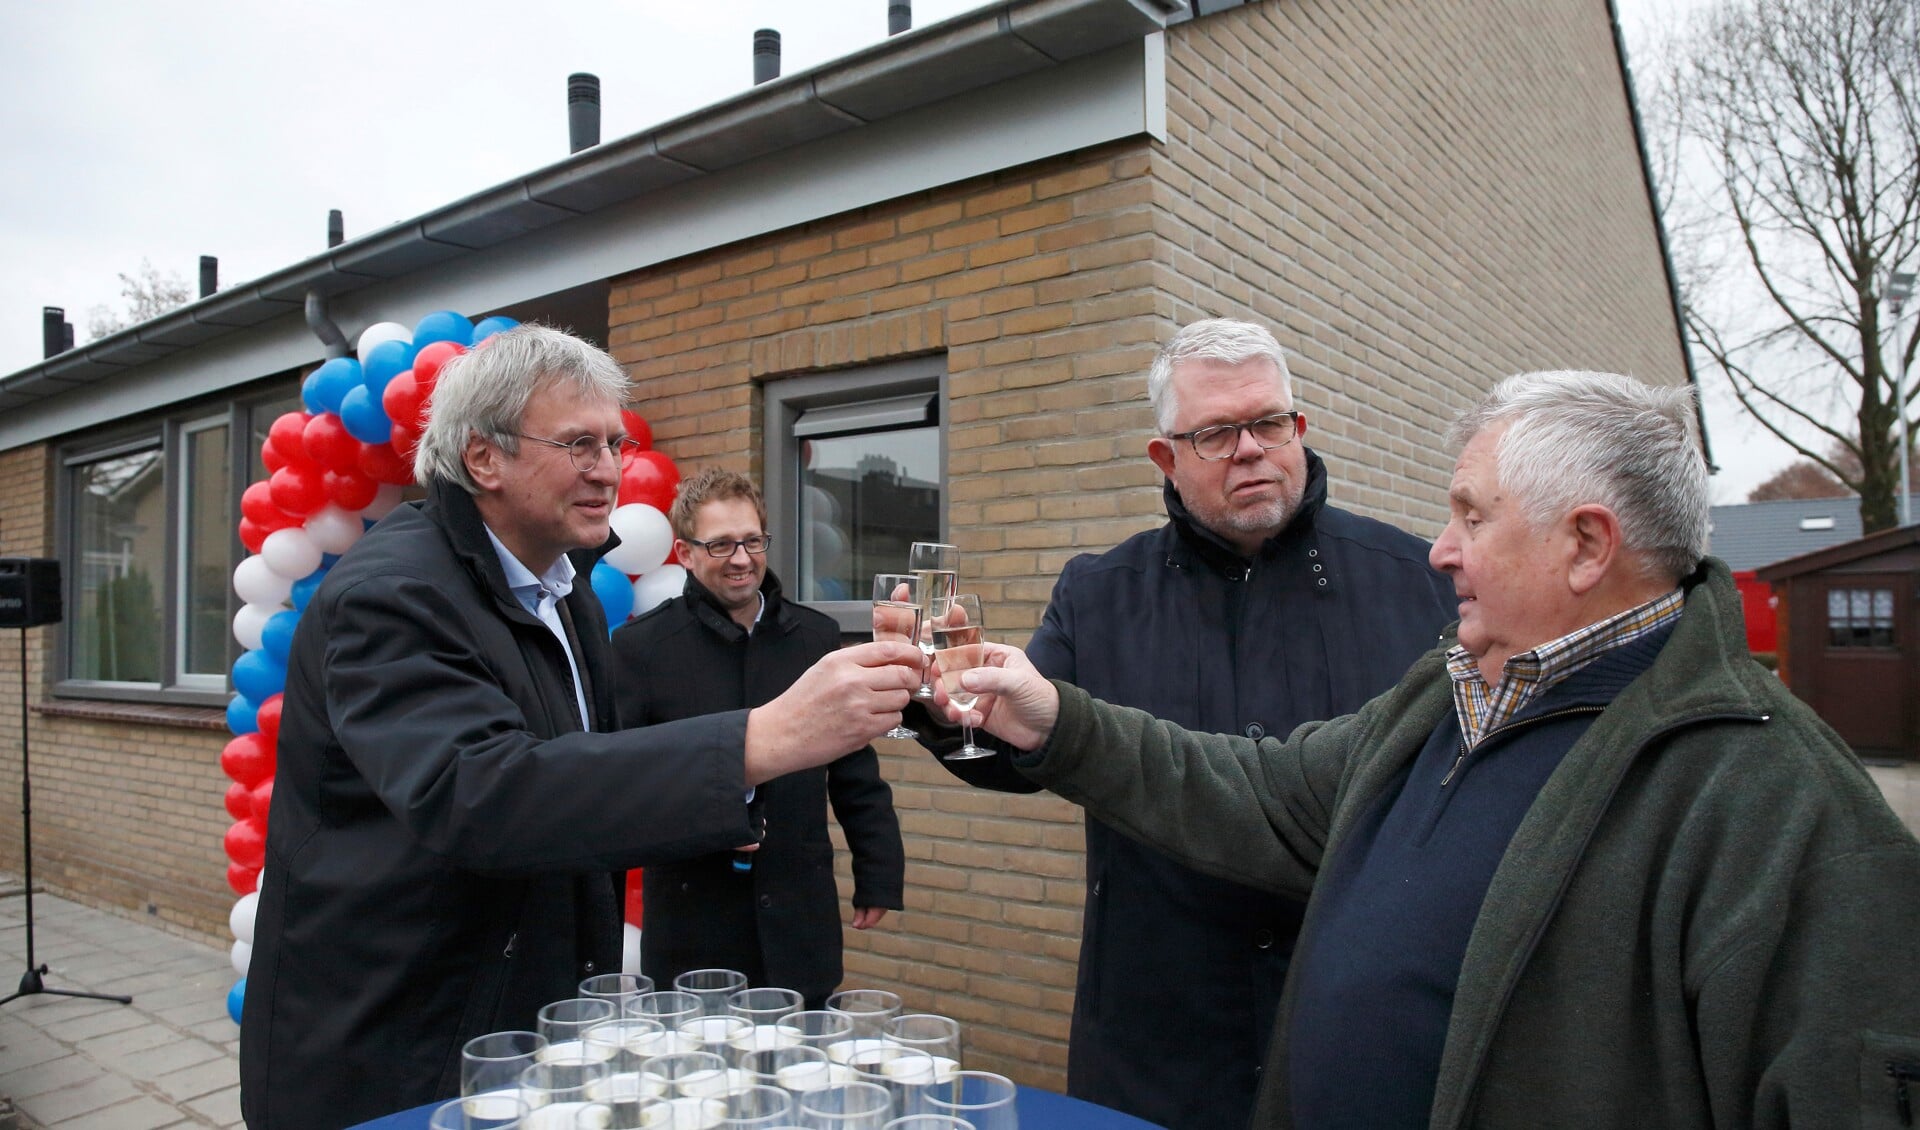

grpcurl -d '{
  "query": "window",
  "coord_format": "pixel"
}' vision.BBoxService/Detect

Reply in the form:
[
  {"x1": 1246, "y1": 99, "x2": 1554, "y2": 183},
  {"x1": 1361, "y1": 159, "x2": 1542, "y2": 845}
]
[
  {"x1": 57, "y1": 382, "x2": 300, "y2": 705},
  {"x1": 1826, "y1": 587, "x2": 1895, "y2": 648},
  {"x1": 764, "y1": 357, "x2": 946, "y2": 631}
]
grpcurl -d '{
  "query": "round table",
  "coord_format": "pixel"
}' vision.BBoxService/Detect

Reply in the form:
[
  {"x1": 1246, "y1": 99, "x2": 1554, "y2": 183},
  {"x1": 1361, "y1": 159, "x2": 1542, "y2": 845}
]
[{"x1": 351, "y1": 1084, "x2": 1163, "y2": 1128}]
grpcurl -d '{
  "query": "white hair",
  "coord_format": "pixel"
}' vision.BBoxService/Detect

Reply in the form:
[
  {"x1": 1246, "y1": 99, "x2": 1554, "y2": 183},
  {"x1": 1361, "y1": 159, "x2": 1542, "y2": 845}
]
[
  {"x1": 1447, "y1": 371, "x2": 1709, "y2": 582},
  {"x1": 1147, "y1": 318, "x2": 1294, "y2": 434},
  {"x1": 413, "y1": 324, "x2": 628, "y2": 494}
]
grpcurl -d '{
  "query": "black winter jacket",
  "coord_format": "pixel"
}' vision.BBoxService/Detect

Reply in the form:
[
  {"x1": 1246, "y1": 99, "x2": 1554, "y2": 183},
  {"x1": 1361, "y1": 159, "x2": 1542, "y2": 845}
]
[
  {"x1": 610, "y1": 571, "x2": 904, "y2": 1006},
  {"x1": 934, "y1": 450, "x2": 1454, "y2": 1130},
  {"x1": 241, "y1": 480, "x2": 756, "y2": 1129}
]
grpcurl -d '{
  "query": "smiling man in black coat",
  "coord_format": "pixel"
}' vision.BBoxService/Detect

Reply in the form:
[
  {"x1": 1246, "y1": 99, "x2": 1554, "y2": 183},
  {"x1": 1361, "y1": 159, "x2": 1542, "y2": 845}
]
[
  {"x1": 240, "y1": 328, "x2": 921, "y2": 1129},
  {"x1": 611, "y1": 468, "x2": 904, "y2": 1007},
  {"x1": 921, "y1": 318, "x2": 1454, "y2": 1129}
]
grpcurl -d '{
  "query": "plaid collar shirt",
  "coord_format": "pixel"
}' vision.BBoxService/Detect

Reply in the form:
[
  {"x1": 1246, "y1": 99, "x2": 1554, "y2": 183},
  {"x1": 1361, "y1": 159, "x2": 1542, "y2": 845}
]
[{"x1": 1446, "y1": 588, "x2": 1685, "y2": 751}]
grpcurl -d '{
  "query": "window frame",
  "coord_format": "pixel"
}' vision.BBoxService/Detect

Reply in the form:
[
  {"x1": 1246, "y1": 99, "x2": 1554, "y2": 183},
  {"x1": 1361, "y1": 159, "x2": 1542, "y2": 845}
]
[
  {"x1": 53, "y1": 379, "x2": 300, "y2": 707},
  {"x1": 762, "y1": 356, "x2": 948, "y2": 633}
]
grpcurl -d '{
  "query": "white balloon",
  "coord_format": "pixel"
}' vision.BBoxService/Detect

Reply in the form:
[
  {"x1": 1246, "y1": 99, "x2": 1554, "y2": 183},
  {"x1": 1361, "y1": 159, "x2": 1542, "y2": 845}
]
[
  {"x1": 229, "y1": 892, "x2": 259, "y2": 945},
  {"x1": 603, "y1": 504, "x2": 673, "y2": 575},
  {"x1": 623, "y1": 923, "x2": 643, "y2": 977},
  {"x1": 803, "y1": 484, "x2": 840, "y2": 525},
  {"x1": 232, "y1": 602, "x2": 279, "y2": 651},
  {"x1": 233, "y1": 555, "x2": 294, "y2": 607},
  {"x1": 364, "y1": 483, "x2": 405, "y2": 520},
  {"x1": 304, "y1": 505, "x2": 364, "y2": 555},
  {"x1": 260, "y1": 527, "x2": 323, "y2": 580},
  {"x1": 632, "y1": 565, "x2": 687, "y2": 615},
  {"x1": 356, "y1": 321, "x2": 412, "y2": 364},
  {"x1": 230, "y1": 939, "x2": 252, "y2": 978},
  {"x1": 808, "y1": 521, "x2": 848, "y2": 572}
]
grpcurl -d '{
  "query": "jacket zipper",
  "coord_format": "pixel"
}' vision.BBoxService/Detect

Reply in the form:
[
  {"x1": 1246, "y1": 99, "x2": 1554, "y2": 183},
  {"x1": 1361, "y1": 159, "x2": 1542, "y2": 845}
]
[{"x1": 1440, "y1": 705, "x2": 1605, "y2": 787}]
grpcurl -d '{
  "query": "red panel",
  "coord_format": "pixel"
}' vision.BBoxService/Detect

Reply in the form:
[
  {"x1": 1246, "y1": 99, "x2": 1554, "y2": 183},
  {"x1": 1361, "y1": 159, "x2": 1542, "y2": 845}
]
[{"x1": 1734, "y1": 570, "x2": 1779, "y2": 653}]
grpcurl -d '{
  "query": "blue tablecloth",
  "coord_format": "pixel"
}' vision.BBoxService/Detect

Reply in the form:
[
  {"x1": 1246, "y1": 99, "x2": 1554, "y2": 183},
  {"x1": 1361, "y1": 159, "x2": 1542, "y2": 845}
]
[{"x1": 352, "y1": 1084, "x2": 1163, "y2": 1128}]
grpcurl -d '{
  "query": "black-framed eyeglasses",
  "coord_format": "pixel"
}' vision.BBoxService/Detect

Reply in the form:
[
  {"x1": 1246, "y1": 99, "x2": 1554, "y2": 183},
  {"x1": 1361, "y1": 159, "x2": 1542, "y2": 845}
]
[
  {"x1": 516, "y1": 433, "x2": 644, "y2": 473},
  {"x1": 1165, "y1": 412, "x2": 1300, "y2": 461},
  {"x1": 684, "y1": 534, "x2": 773, "y2": 558}
]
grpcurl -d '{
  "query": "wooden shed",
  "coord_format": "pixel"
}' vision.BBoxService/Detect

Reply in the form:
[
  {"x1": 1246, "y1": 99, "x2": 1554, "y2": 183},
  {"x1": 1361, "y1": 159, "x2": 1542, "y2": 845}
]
[{"x1": 1757, "y1": 524, "x2": 1920, "y2": 762}]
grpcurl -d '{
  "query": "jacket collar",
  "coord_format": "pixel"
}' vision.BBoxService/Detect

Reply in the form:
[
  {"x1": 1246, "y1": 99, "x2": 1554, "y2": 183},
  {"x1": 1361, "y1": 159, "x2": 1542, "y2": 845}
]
[
  {"x1": 1161, "y1": 446, "x2": 1330, "y2": 573},
  {"x1": 422, "y1": 477, "x2": 617, "y2": 626},
  {"x1": 682, "y1": 568, "x2": 797, "y2": 641}
]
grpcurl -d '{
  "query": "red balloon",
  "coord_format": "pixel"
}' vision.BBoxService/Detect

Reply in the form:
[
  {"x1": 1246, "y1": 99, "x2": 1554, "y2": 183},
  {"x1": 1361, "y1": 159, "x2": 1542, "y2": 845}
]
[
  {"x1": 221, "y1": 733, "x2": 275, "y2": 788},
  {"x1": 268, "y1": 411, "x2": 315, "y2": 468},
  {"x1": 238, "y1": 517, "x2": 269, "y2": 553},
  {"x1": 249, "y1": 779, "x2": 275, "y2": 823},
  {"x1": 224, "y1": 781, "x2": 253, "y2": 821},
  {"x1": 388, "y1": 421, "x2": 420, "y2": 463},
  {"x1": 411, "y1": 341, "x2": 466, "y2": 385},
  {"x1": 621, "y1": 409, "x2": 654, "y2": 452},
  {"x1": 619, "y1": 451, "x2": 680, "y2": 511},
  {"x1": 225, "y1": 820, "x2": 266, "y2": 870},
  {"x1": 324, "y1": 470, "x2": 378, "y2": 512},
  {"x1": 358, "y1": 440, "x2": 414, "y2": 486},
  {"x1": 227, "y1": 862, "x2": 261, "y2": 896},
  {"x1": 241, "y1": 480, "x2": 300, "y2": 531},
  {"x1": 256, "y1": 693, "x2": 284, "y2": 747},
  {"x1": 262, "y1": 443, "x2": 290, "y2": 474},
  {"x1": 303, "y1": 413, "x2": 362, "y2": 476},
  {"x1": 269, "y1": 463, "x2": 327, "y2": 516},
  {"x1": 381, "y1": 371, "x2": 423, "y2": 431}
]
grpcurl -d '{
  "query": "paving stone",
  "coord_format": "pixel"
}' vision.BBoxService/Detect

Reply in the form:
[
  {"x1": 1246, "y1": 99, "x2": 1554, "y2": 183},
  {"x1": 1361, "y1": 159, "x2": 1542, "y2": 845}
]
[
  {"x1": 33, "y1": 1005, "x2": 145, "y2": 1043},
  {"x1": 19, "y1": 1073, "x2": 140, "y2": 1123},
  {"x1": 47, "y1": 1094, "x2": 187, "y2": 1130},
  {"x1": 150, "y1": 1055, "x2": 239, "y2": 1103},
  {"x1": 0, "y1": 1022, "x2": 70, "y2": 1071},
  {"x1": 0, "y1": 1053, "x2": 100, "y2": 1098},
  {"x1": 116, "y1": 1039, "x2": 225, "y2": 1083},
  {"x1": 184, "y1": 1084, "x2": 241, "y2": 1126}
]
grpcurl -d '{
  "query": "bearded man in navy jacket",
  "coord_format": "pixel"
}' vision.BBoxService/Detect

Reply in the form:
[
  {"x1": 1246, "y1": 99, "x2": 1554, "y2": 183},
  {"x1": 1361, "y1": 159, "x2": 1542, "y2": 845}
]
[{"x1": 926, "y1": 318, "x2": 1454, "y2": 1129}]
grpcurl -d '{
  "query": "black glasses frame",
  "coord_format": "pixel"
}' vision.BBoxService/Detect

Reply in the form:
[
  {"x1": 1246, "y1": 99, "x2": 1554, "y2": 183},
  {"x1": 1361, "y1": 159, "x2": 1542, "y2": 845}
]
[
  {"x1": 516, "y1": 433, "x2": 644, "y2": 472},
  {"x1": 684, "y1": 534, "x2": 774, "y2": 558},
  {"x1": 1165, "y1": 412, "x2": 1300, "y2": 461}
]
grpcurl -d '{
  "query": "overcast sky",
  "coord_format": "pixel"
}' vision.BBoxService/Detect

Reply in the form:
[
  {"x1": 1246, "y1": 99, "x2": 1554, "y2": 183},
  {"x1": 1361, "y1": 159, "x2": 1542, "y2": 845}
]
[{"x1": 2, "y1": 0, "x2": 1795, "y2": 501}]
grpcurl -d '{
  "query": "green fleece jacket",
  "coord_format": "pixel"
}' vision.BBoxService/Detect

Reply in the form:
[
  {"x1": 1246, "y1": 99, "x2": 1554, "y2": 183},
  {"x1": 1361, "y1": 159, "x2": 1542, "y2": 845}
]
[{"x1": 1018, "y1": 559, "x2": 1920, "y2": 1129}]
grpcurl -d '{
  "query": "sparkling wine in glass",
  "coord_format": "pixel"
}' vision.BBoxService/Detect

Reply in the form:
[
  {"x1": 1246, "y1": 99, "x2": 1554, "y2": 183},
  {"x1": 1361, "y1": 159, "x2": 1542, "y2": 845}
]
[
  {"x1": 928, "y1": 595, "x2": 988, "y2": 761},
  {"x1": 906, "y1": 543, "x2": 959, "y2": 700},
  {"x1": 871, "y1": 574, "x2": 923, "y2": 740}
]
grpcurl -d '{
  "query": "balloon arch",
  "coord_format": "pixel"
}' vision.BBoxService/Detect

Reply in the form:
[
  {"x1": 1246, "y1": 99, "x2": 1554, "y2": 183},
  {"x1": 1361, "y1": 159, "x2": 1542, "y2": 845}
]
[{"x1": 219, "y1": 312, "x2": 684, "y2": 1024}]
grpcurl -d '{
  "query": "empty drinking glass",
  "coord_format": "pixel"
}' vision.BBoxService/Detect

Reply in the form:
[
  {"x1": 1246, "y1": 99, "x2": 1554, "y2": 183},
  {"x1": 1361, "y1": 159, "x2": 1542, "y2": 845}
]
[
  {"x1": 429, "y1": 1094, "x2": 529, "y2": 1130},
  {"x1": 741, "y1": 1045, "x2": 840, "y2": 1096},
  {"x1": 675, "y1": 969, "x2": 751, "y2": 1016},
  {"x1": 880, "y1": 1118, "x2": 976, "y2": 1130},
  {"x1": 880, "y1": 1016, "x2": 960, "y2": 1082},
  {"x1": 777, "y1": 1010, "x2": 855, "y2": 1055},
  {"x1": 919, "y1": 1072, "x2": 1016, "y2": 1130},
  {"x1": 796, "y1": 1081, "x2": 895, "y2": 1129},
  {"x1": 581, "y1": 973, "x2": 656, "y2": 1011},
  {"x1": 518, "y1": 1054, "x2": 616, "y2": 1129},
  {"x1": 715, "y1": 1084, "x2": 796, "y2": 1128},
  {"x1": 540, "y1": 998, "x2": 620, "y2": 1062},
  {"x1": 825, "y1": 990, "x2": 902, "y2": 1038},
  {"x1": 464, "y1": 1030, "x2": 550, "y2": 1104}
]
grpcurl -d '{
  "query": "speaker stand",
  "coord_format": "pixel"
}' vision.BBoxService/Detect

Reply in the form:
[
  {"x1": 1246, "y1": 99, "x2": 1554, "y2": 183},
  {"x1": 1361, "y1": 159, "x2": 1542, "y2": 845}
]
[{"x1": 0, "y1": 629, "x2": 129, "y2": 1008}]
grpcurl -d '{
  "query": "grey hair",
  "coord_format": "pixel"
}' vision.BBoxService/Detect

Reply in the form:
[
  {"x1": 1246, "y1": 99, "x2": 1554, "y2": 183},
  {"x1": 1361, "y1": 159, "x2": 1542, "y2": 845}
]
[
  {"x1": 413, "y1": 324, "x2": 629, "y2": 493},
  {"x1": 1446, "y1": 371, "x2": 1709, "y2": 582},
  {"x1": 1146, "y1": 318, "x2": 1295, "y2": 434}
]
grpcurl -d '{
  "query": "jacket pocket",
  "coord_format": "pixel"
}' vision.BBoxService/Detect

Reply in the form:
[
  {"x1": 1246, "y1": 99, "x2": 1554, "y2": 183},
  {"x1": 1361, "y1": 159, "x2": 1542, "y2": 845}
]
[{"x1": 1862, "y1": 1030, "x2": 1920, "y2": 1130}]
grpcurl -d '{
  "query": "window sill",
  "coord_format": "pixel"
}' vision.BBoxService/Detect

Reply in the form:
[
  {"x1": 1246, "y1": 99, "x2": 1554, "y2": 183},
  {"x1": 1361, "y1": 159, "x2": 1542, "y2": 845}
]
[{"x1": 35, "y1": 698, "x2": 229, "y2": 732}]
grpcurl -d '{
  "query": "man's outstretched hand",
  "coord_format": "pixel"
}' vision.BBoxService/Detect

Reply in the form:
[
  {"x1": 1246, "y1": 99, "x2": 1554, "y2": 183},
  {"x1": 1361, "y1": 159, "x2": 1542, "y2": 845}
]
[
  {"x1": 744, "y1": 641, "x2": 924, "y2": 785},
  {"x1": 935, "y1": 642, "x2": 1060, "y2": 751}
]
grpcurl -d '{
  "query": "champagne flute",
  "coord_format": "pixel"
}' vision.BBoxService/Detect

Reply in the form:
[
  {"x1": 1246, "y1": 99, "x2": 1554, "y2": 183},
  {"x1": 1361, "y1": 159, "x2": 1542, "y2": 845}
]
[
  {"x1": 906, "y1": 544, "x2": 958, "y2": 700},
  {"x1": 928, "y1": 595, "x2": 988, "y2": 760},
  {"x1": 871, "y1": 574, "x2": 923, "y2": 739}
]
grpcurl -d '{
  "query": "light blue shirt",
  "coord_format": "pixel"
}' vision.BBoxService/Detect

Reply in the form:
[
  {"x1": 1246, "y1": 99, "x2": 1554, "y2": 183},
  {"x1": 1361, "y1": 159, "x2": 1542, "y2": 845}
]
[{"x1": 483, "y1": 527, "x2": 591, "y2": 732}]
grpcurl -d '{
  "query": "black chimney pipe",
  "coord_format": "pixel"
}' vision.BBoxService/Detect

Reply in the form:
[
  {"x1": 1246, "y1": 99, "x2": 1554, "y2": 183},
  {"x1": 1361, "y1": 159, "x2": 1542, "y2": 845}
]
[
  {"x1": 62, "y1": 322, "x2": 74, "y2": 353},
  {"x1": 41, "y1": 308, "x2": 65, "y2": 359},
  {"x1": 328, "y1": 209, "x2": 344, "y2": 248},
  {"x1": 889, "y1": 1, "x2": 911, "y2": 34},
  {"x1": 199, "y1": 256, "x2": 217, "y2": 298},
  {"x1": 753, "y1": 29, "x2": 781, "y2": 85},
  {"x1": 568, "y1": 73, "x2": 601, "y2": 153}
]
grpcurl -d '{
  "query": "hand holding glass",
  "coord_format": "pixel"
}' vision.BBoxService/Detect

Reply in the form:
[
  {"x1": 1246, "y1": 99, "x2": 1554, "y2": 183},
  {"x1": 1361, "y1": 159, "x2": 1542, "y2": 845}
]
[
  {"x1": 871, "y1": 574, "x2": 923, "y2": 739},
  {"x1": 929, "y1": 595, "x2": 989, "y2": 760}
]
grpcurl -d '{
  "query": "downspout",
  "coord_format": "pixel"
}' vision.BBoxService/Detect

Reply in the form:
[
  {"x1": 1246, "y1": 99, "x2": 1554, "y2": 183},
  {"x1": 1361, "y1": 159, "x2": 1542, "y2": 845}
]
[
  {"x1": 1606, "y1": 0, "x2": 1716, "y2": 472},
  {"x1": 305, "y1": 290, "x2": 350, "y2": 360}
]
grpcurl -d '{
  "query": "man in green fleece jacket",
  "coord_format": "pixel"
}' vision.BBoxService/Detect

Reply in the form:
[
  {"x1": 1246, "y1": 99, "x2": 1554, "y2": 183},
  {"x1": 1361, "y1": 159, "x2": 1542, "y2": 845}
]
[{"x1": 944, "y1": 371, "x2": 1920, "y2": 1129}]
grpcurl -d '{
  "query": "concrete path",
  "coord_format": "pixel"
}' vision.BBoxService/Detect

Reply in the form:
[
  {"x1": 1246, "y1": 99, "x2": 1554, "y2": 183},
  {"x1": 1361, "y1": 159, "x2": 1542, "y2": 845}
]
[{"x1": 0, "y1": 883, "x2": 240, "y2": 1129}]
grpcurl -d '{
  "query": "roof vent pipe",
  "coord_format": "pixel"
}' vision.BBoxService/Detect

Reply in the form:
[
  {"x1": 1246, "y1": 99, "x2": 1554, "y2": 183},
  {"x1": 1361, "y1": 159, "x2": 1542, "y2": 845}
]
[
  {"x1": 42, "y1": 307, "x2": 67, "y2": 359},
  {"x1": 889, "y1": 2, "x2": 911, "y2": 34},
  {"x1": 328, "y1": 209, "x2": 345, "y2": 248},
  {"x1": 753, "y1": 29, "x2": 780, "y2": 84},
  {"x1": 199, "y1": 256, "x2": 218, "y2": 298},
  {"x1": 568, "y1": 73, "x2": 600, "y2": 153}
]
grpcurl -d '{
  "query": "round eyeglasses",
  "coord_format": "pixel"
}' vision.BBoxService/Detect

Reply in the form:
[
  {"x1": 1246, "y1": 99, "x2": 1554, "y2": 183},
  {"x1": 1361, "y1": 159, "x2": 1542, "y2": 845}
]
[
  {"x1": 1165, "y1": 412, "x2": 1300, "y2": 461},
  {"x1": 516, "y1": 433, "x2": 644, "y2": 472},
  {"x1": 684, "y1": 534, "x2": 773, "y2": 558}
]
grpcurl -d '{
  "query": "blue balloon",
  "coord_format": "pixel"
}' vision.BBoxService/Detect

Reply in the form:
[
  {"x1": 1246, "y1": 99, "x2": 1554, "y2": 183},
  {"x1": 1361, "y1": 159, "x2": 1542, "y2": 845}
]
[
  {"x1": 590, "y1": 560, "x2": 634, "y2": 632},
  {"x1": 413, "y1": 310, "x2": 475, "y2": 350},
  {"x1": 338, "y1": 385, "x2": 393, "y2": 444},
  {"x1": 470, "y1": 315, "x2": 518, "y2": 345},
  {"x1": 260, "y1": 610, "x2": 301, "y2": 665},
  {"x1": 232, "y1": 649, "x2": 288, "y2": 702},
  {"x1": 291, "y1": 565, "x2": 329, "y2": 612},
  {"x1": 228, "y1": 978, "x2": 246, "y2": 1025},
  {"x1": 362, "y1": 339, "x2": 417, "y2": 398},
  {"x1": 226, "y1": 694, "x2": 260, "y2": 736},
  {"x1": 307, "y1": 357, "x2": 363, "y2": 416}
]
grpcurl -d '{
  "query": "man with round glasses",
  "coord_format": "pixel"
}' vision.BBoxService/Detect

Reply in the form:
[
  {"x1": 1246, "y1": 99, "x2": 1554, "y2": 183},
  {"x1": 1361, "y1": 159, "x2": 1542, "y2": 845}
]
[
  {"x1": 611, "y1": 467, "x2": 904, "y2": 1008},
  {"x1": 922, "y1": 317, "x2": 1453, "y2": 1129},
  {"x1": 242, "y1": 327, "x2": 921, "y2": 1127}
]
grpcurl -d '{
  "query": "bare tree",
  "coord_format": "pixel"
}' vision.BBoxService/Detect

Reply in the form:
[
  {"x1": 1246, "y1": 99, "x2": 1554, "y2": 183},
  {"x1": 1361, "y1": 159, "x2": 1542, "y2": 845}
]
[
  {"x1": 86, "y1": 259, "x2": 192, "y2": 342},
  {"x1": 1747, "y1": 459, "x2": 1850, "y2": 500},
  {"x1": 1656, "y1": 0, "x2": 1920, "y2": 531}
]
